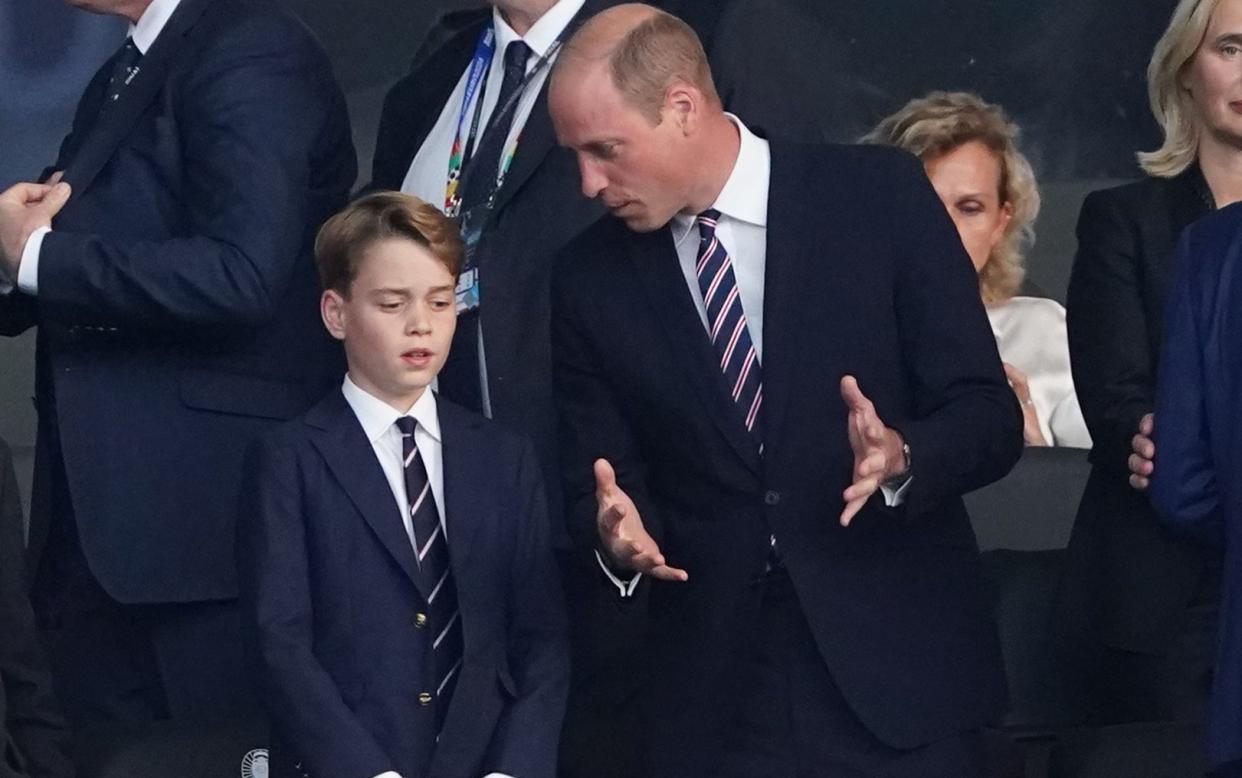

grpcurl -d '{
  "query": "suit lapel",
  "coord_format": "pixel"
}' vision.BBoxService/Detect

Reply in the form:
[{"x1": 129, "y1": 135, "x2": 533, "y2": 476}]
[
  {"x1": 438, "y1": 401, "x2": 490, "y2": 571},
  {"x1": 631, "y1": 228, "x2": 762, "y2": 474},
  {"x1": 478, "y1": 0, "x2": 614, "y2": 219},
  {"x1": 62, "y1": 0, "x2": 213, "y2": 198},
  {"x1": 761, "y1": 145, "x2": 816, "y2": 457},
  {"x1": 307, "y1": 392, "x2": 422, "y2": 591}
]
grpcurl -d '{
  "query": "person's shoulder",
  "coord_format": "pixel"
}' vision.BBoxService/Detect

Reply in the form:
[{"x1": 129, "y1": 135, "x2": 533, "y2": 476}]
[
  {"x1": 773, "y1": 141, "x2": 921, "y2": 178},
  {"x1": 189, "y1": 0, "x2": 330, "y2": 65},
  {"x1": 554, "y1": 214, "x2": 633, "y2": 282}
]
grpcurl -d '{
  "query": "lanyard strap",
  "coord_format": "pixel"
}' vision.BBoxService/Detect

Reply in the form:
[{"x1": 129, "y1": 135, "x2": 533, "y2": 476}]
[{"x1": 444, "y1": 27, "x2": 497, "y2": 217}]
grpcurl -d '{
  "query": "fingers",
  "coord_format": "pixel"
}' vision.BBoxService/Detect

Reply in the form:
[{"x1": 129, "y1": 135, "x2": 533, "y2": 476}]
[
  {"x1": 36, "y1": 182, "x2": 71, "y2": 217},
  {"x1": 1128, "y1": 452, "x2": 1153, "y2": 477},
  {"x1": 840, "y1": 375, "x2": 872, "y2": 413},
  {"x1": 1139, "y1": 413, "x2": 1154, "y2": 437},
  {"x1": 45, "y1": 171, "x2": 64, "y2": 186},
  {"x1": 1130, "y1": 432, "x2": 1155, "y2": 460},
  {"x1": 1, "y1": 182, "x2": 54, "y2": 205},
  {"x1": 840, "y1": 494, "x2": 868, "y2": 526},
  {"x1": 854, "y1": 449, "x2": 886, "y2": 480},
  {"x1": 1129, "y1": 474, "x2": 1150, "y2": 492},
  {"x1": 842, "y1": 476, "x2": 879, "y2": 506},
  {"x1": 648, "y1": 564, "x2": 690, "y2": 582},
  {"x1": 593, "y1": 458, "x2": 617, "y2": 498}
]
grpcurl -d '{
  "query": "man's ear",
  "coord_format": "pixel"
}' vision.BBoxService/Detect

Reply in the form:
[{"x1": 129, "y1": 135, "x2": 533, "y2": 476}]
[
  {"x1": 321, "y1": 288, "x2": 347, "y2": 341},
  {"x1": 666, "y1": 82, "x2": 699, "y2": 135}
]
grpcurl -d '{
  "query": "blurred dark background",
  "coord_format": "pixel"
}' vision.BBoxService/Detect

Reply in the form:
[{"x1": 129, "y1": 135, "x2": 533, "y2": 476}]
[{"x1": 0, "y1": 0, "x2": 1176, "y2": 491}]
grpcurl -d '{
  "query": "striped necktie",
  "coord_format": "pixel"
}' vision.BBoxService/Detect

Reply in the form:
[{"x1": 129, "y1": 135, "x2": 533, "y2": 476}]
[
  {"x1": 695, "y1": 209, "x2": 763, "y2": 444},
  {"x1": 395, "y1": 417, "x2": 462, "y2": 730}
]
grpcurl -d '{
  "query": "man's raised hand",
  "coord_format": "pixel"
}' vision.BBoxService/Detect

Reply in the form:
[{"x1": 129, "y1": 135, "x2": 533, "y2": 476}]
[{"x1": 595, "y1": 458, "x2": 688, "y2": 582}]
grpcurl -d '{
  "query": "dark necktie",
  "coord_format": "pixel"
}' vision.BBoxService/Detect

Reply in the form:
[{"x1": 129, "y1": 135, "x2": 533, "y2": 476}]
[
  {"x1": 459, "y1": 39, "x2": 531, "y2": 213},
  {"x1": 103, "y1": 38, "x2": 142, "y2": 110},
  {"x1": 394, "y1": 417, "x2": 462, "y2": 730},
  {"x1": 696, "y1": 209, "x2": 763, "y2": 444}
]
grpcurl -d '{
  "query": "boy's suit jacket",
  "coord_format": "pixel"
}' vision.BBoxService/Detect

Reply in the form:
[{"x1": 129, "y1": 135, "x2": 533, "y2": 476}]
[{"x1": 238, "y1": 390, "x2": 569, "y2": 778}]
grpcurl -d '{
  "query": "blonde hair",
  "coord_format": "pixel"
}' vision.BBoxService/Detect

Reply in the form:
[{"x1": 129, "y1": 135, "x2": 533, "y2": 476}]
[
  {"x1": 863, "y1": 91, "x2": 1040, "y2": 304},
  {"x1": 1139, "y1": 0, "x2": 1219, "y2": 177},
  {"x1": 315, "y1": 191, "x2": 463, "y2": 295}
]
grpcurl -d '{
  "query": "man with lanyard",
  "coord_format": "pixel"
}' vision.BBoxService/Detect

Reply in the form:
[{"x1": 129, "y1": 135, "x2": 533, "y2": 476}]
[{"x1": 368, "y1": 2, "x2": 637, "y2": 776}]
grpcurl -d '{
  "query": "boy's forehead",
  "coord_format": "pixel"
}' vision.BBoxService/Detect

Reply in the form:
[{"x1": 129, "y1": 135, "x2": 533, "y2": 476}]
[{"x1": 356, "y1": 237, "x2": 455, "y2": 285}]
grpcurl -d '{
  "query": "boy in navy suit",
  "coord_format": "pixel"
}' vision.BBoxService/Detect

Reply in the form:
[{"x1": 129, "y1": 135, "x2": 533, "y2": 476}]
[{"x1": 237, "y1": 192, "x2": 569, "y2": 778}]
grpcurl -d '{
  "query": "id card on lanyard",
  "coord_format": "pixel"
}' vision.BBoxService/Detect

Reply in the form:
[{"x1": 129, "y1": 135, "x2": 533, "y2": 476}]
[{"x1": 444, "y1": 26, "x2": 527, "y2": 314}]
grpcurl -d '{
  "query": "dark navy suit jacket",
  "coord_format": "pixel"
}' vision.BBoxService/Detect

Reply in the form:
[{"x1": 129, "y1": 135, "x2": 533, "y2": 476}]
[
  {"x1": 1151, "y1": 202, "x2": 1242, "y2": 770},
  {"x1": 0, "y1": 0, "x2": 355, "y2": 604},
  {"x1": 553, "y1": 143, "x2": 1022, "y2": 775},
  {"x1": 238, "y1": 389, "x2": 569, "y2": 778}
]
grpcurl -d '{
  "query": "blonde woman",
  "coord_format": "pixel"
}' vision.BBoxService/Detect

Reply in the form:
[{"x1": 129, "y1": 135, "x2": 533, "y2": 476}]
[
  {"x1": 865, "y1": 91, "x2": 1091, "y2": 449},
  {"x1": 1059, "y1": 0, "x2": 1233, "y2": 743}
]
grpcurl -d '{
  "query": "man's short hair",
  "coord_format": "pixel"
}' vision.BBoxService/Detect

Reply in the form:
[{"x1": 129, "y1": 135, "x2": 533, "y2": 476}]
[
  {"x1": 314, "y1": 191, "x2": 463, "y2": 295},
  {"x1": 565, "y1": 9, "x2": 718, "y2": 124}
]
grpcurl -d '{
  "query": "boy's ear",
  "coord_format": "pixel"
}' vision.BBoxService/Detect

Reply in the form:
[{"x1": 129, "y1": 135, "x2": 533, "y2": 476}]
[{"x1": 321, "y1": 289, "x2": 347, "y2": 341}]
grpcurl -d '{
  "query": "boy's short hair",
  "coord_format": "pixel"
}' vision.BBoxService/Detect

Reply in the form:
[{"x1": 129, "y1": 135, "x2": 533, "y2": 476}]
[{"x1": 315, "y1": 191, "x2": 464, "y2": 295}]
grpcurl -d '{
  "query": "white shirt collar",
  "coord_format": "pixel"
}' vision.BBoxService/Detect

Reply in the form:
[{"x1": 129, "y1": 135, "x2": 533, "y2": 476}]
[
  {"x1": 341, "y1": 374, "x2": 442, "y2": 445},
  {"x1": 672, "y1": 114, "x2": 771, "y2": 247},
  {"x1": 491, "y1": 0, "x2": 585, "y2": 61},
  {"x1": 130, "y1": 0, "x2": 183, "y2": 54}
]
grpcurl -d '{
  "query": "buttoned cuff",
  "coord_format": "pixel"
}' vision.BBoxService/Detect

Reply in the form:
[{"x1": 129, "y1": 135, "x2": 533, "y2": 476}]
[
  {"x1": 372, "y1": 772, "x2": 402, "y2": 778},
  {"x1": 594, "y1": 549, "x2": 642, "y2": 597},
  {"x1": 16, "y1": 226, "x2": 49, "y2": 295}
]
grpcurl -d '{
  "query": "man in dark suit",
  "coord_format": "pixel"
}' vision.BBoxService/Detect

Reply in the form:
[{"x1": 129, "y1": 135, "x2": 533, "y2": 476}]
[
  {"x1": 1150, "y1": 204, "x2": 1242, "y2": 778},
  {"x1": 239, "y1": 192, "x2": 568, "y2": 778},
  {"x1": 548, "y1": 6, "x2": 1023, "y2": 776},
  {"x1": 0, "y1": 0, "x2": 355, "y2": 726},
  {"x1": 0, "y1": 437, "x2": 73, "y2": 778}
]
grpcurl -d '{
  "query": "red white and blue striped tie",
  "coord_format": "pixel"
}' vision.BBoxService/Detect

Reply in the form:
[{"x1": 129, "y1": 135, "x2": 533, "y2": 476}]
[{"x1": 696, "y1": 209, "x2": 763, "y2": 444}]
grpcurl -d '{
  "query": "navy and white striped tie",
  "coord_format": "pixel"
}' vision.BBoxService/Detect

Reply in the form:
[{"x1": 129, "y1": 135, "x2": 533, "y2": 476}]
[
  {"x1": 696, "y1": 209, "x2": 763, "y2": 444},
  {"x1": 395, "y1": 417, "x2": 462, "y2": 730}
]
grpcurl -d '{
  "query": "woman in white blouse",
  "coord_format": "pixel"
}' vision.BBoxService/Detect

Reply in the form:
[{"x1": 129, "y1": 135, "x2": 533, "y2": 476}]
[{"x1": 865, "y1": 91, "x2": 1091, "y2": 448}]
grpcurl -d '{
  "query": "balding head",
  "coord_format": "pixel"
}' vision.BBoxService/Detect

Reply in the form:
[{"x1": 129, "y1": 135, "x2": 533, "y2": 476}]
[
  {"x1": 554, "y1": 3, "x2": 719, "y2": 123},
  {"x1": 548, "y1": 5, "x2": 735, "y2": 232}
]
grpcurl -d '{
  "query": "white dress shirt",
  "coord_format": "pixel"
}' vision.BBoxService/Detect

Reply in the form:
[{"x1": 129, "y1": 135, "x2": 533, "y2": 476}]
[
  {"x1": 0, "y1": 0, "x2": 184, "y2": 297},
  {"x1": 341, "y1": 376, "x2": 513, "y2": 778},
  {"x1": 401, "y1": 0, "x2": 585, "y2": 208},
  {"x1": 987, "y1": 296, "x2": 1092, "y2": 449},
  {"x1": 598, "y1": 116, "x2": 908, "y2": 597}
]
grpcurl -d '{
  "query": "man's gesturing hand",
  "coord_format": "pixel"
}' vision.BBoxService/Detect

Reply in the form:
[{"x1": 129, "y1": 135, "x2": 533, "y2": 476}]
[
  {"x1": 0, "y1": 181, "x2": 71, "y2": 280},
  {"x1": 840, "y1": 375, "x2": 908, "y2": 527},
  {"x1": 595, "y1": 458, "x2": 688, "y2": 582}
]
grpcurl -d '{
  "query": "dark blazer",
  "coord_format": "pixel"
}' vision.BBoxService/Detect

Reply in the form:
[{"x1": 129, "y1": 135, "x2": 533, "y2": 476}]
[
  {"x1": 238, "y1": 390, "x2": 569, "y2": 778},
  {"x1": 1061, "y1": 168, "x2": 1218, "y2": 653},
  {"x1": 552, "y1": 143, "x2": 1022, "y2": 773},
  {"x1": 369, "y1": 3, "x2": 609, "y2": 533},
  {"x1": 1151, "y1": 202, "x2": 1242, "y2": 769},
  {"x1": 0, "y1": 439, "x2": 72, "y2": 778},
  {"x1": 0, "y1": 0, "x2": 355, "y2": 603}
]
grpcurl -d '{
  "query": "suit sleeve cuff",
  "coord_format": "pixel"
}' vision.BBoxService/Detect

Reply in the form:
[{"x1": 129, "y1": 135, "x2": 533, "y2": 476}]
[
  {"x1": 16, "y1": 226, "x2": 49, "y2": 295},
  {"x1": 595, "y1": 549, "x2": 642, "y2": 597},
  {"x1": 879, "y1": 475, "x2": 912, "y2": 507}
]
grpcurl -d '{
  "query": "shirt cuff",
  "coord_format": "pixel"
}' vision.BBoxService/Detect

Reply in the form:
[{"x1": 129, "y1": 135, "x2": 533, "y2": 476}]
[
  {"x1": 879, "y1": 475, "x2": 912, "y2": 507},
  {"x1": 594, "y1": 549, "x2": 642, "y2": 598},
  {"x1": 483, "y1": 774, "x2": 516, "y2": 778},
  {"x1": 16, "y1": 226, "x2": 49, "y2": 295},
  {"x1": 371, "y1": 772, "x2": 402, "y2": 778}
]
